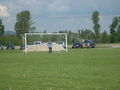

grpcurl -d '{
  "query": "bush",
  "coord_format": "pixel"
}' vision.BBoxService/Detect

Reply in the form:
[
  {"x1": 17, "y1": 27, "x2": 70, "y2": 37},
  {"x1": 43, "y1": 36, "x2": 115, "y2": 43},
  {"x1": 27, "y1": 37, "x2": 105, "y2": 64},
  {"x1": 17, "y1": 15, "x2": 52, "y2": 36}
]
[{"x1": 0, "y1": 36, "x2": 22, "y2": 45}]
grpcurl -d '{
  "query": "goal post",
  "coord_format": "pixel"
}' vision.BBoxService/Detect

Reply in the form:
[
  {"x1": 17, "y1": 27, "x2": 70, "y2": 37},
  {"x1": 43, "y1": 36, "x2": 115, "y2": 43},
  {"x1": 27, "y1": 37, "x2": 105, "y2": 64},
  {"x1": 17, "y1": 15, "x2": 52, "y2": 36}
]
[{"x1": 24, "y1": 33, "x2": 68, "y2": 54}]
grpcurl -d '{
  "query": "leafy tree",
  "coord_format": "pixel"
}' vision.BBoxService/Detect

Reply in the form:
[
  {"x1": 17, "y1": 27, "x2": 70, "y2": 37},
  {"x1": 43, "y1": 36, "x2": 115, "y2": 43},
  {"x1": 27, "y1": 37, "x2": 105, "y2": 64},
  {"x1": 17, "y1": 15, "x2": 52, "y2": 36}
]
[
  {"x1": 116, "y1": 24, "x2": 120, "y2": 42},
  {"x1": 58, "y1": 30, "x2": 76, "y2": 44},
  {"x1": 0, "y1": 36, "x2": 22, "y2": 45},
  {"x1": 80, "y1": 29, "x2": 94, "y2": 40},
  {"x1": 14, "y1": 10, "x2": 36, "y2": 37},
  {"x1": 77, "y1": 29, "x2": 81, "y2": 39},
  {"x1": 67, "y1": 30, "x2": 73, "y2": 44},
  {"x1": 72, "y1": 35, "x2": 76, "y2": 43},
  {"x1": 59, "y1": 30, "x2": 67, "y2": 33},
  {"x1": 110, "y1": 17, "x2": 119, "y2": 43},
  {"x1": 92, "y1": 11, "x2": 101, "y2": 42},
  {"x1": 101, "y1": 31, "x2": 109, "y2": 43},
  {"x1": 0, "y1": 19, "x2": 4, "y2": 37}
]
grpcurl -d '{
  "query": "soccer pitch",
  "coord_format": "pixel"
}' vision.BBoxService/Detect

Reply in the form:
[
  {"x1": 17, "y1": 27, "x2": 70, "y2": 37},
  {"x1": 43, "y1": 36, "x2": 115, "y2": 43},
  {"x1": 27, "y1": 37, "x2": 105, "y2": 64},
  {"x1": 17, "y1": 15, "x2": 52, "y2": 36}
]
[{"x1": 0, "y1": 48, "x2": 120, "y2": 90}]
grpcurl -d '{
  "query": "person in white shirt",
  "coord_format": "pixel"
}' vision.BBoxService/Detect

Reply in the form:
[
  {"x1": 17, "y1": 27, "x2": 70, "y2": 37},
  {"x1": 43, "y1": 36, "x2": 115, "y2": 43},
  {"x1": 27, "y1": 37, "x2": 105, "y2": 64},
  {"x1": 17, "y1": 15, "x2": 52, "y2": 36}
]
[{"x1": 47, "y1": 41, "x2": 52, "y2": 53}]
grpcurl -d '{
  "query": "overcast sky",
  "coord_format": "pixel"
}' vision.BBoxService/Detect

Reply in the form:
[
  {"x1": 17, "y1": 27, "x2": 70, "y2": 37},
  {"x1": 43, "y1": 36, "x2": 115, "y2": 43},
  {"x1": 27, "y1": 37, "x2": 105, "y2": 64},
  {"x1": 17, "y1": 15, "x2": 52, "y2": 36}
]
[{"x1": 0, "y1": 0, "x2": 120, "y2": 32}]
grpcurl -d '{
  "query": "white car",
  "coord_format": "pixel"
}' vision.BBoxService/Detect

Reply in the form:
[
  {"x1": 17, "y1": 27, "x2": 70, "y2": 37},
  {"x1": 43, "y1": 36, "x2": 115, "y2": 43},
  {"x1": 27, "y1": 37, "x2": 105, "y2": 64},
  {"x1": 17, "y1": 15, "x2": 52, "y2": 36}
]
[
  {"x1": 33, "y1": 41, "x2": 42, "y2": 45},
  {"x1": 28, "y1": 41, "x2": 43, "y2": 45}
]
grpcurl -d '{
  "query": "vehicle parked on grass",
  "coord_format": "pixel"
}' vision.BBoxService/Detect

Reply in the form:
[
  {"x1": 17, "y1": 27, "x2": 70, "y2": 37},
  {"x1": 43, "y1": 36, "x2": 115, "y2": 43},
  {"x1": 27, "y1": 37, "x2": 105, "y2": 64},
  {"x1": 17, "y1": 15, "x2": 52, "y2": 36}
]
[
  {"x1": 72, "y1": 40, "x2": 95, "y2": 49},
  {"x1": 0, "y1": 44, "x2": 4, "y2": 50},
  {"x1": 28, "y1": 41, "x2": 43, "y2": 45},
  {"x1": 33, "y1": 41, "x2": 43, "y2": 45},
  {"x1": 72, "y1": 42, "x2": 82, "y2": 48},
  {"x1": 6, "y1": 43, "x2": 15, "y2": 50},
  {"x1": 84, "y1": 40, "x2": 95, "y2": 48}
]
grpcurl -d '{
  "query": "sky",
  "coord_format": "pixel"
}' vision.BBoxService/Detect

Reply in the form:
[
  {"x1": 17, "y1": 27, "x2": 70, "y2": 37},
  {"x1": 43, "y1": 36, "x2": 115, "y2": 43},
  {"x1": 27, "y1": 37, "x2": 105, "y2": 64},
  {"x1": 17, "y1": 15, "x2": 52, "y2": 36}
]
[{"x1": 0, "y1": 0, "x2": 120, "y2": 33}]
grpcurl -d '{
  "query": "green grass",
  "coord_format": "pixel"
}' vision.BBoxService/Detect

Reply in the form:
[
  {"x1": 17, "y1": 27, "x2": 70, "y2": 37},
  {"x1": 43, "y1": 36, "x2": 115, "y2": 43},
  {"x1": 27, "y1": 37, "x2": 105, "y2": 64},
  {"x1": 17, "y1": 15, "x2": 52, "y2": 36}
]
[{"x1": 0, "y1": 48, "x2": 120, "y2": 90}]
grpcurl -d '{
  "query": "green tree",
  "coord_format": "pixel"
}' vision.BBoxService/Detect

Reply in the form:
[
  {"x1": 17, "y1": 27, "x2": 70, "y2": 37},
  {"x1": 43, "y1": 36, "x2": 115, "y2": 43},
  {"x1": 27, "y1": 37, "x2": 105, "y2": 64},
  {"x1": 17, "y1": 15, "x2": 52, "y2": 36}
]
[
  {"x1": 68, "y1": 30, "x2": 73, "y2": 44},
  {"x1": 77, "y1": 29, "x2": 81, "y2": 39},
  {"x1": 101, "y1": 31, "x2": 109, "y2": 43},
  {"x1": 115, "y1": 17, "x2": 120, "y2": 42},
  {"x1": 14, "y1": 10, "x2": 36, "y2": 37},
  {"x1": 72, "y1": 35, "x2": 76, "y2": 43},
  {"x1": 116, "y1": 23, "x2": 120, "y2": 42},
  {"x1": 0, "y1": 19, "x2": 4, "y2": 37},
  {"x1": 59, "y1": 30, "x2": 76, "y2": 44},
  {"x1": 110, "y1": 17, "x2": 119, "y2": 43},
  {"x1": 59, "y1": 30, "x2": 67, "y2": 33},
  {"x1": 80, "y1": 29, "x2": 94, "y2": 40},
  {"x1": 92, "y1": 11, "x2": 101, "y2": 42}
]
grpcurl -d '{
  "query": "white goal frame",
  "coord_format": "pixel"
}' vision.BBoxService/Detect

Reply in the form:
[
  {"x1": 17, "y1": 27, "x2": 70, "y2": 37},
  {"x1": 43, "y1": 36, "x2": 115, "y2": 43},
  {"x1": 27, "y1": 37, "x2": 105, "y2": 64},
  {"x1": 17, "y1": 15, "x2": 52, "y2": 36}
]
[{"x1": 24, "y1": 33, "x2": 68, "y2": 54}]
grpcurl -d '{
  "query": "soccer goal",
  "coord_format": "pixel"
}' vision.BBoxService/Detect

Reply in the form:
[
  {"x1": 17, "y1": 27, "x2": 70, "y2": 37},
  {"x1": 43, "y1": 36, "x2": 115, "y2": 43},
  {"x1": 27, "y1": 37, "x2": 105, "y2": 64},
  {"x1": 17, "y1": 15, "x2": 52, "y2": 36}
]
[{"x1": 24, "y1": 33, "x2": 68, "y2": 54}]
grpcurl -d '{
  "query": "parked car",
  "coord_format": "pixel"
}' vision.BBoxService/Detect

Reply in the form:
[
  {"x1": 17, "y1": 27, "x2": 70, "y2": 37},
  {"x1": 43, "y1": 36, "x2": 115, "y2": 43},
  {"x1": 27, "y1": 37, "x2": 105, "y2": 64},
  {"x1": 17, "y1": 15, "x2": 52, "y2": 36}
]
[
  {"x1": 84, "y1": 40, "x2": 95, "y2": 48},
  {"x1": 72, "y1": 42, "x2": 82, "y2": 48},
  {"x1": 0, "y1": 44, "x2": 4, "y2": 50},
  {"x1": 6, "y1": 43, "x2": 15, "y2": 50},
  {"x1": 29, "y1": 41, "x2": 43, "y2": 45},
  {"x1": 33, "y1": 41, "x2": 43, "y2": 45},
  {"x1": 81, "y1": 42, "x2": 89, "y2": 48}
]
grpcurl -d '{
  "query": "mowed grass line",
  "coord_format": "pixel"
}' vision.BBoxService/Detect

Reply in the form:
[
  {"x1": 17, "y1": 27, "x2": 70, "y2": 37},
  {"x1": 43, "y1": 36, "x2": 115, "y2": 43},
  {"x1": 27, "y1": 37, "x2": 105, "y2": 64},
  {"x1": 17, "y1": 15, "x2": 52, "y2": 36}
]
[{"x1": 0, "y1": 48, "x2": 120, "y2": 90}]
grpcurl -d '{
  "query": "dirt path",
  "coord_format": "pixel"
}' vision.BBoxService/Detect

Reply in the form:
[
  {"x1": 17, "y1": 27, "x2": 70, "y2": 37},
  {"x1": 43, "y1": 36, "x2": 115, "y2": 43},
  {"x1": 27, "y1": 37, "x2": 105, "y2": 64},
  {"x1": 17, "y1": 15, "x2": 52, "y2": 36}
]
[{"x1": 96, "y1": 44, "x2": 120, "y2": 48}]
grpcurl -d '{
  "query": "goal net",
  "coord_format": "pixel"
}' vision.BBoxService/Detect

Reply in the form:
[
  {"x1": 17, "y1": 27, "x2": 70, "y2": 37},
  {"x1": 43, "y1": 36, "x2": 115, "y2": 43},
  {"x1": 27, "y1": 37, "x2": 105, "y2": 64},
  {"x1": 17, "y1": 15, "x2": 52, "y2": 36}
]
[{"x1": 24, "y1": 33, "x2": 68, "y2": 54}]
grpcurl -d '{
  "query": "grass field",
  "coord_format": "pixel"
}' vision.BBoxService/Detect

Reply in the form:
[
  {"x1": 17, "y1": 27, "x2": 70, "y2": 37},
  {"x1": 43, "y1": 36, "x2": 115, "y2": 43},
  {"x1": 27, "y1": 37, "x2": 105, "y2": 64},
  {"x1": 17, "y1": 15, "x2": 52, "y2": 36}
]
[{"x1": 0, "y1": 48, "x2": 120, "y2": 90}]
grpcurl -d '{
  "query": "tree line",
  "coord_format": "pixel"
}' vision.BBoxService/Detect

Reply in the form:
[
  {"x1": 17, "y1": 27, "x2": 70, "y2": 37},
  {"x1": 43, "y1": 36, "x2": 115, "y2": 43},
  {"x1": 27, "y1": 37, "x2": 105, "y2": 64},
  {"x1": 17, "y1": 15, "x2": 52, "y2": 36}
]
[{"x1": 0, "y1": 10, "x2": 120, "y2": 45}]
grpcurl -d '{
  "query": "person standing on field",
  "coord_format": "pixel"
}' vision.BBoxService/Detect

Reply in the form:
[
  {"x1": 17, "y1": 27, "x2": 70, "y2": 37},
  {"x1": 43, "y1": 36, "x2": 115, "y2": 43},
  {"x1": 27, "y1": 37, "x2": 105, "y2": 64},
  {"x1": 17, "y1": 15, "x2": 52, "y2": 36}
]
[{"x1": 47, "y1": 41, "x2": 52, "y2": 53}]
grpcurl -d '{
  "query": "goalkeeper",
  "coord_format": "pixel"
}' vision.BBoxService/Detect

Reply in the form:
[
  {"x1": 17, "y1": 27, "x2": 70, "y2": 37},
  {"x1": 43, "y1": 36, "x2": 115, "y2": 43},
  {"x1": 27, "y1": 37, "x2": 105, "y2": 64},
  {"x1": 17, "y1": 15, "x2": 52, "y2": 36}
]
[{"x1": 47, "y1": 41, "x2": 52, "y2": 53}]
